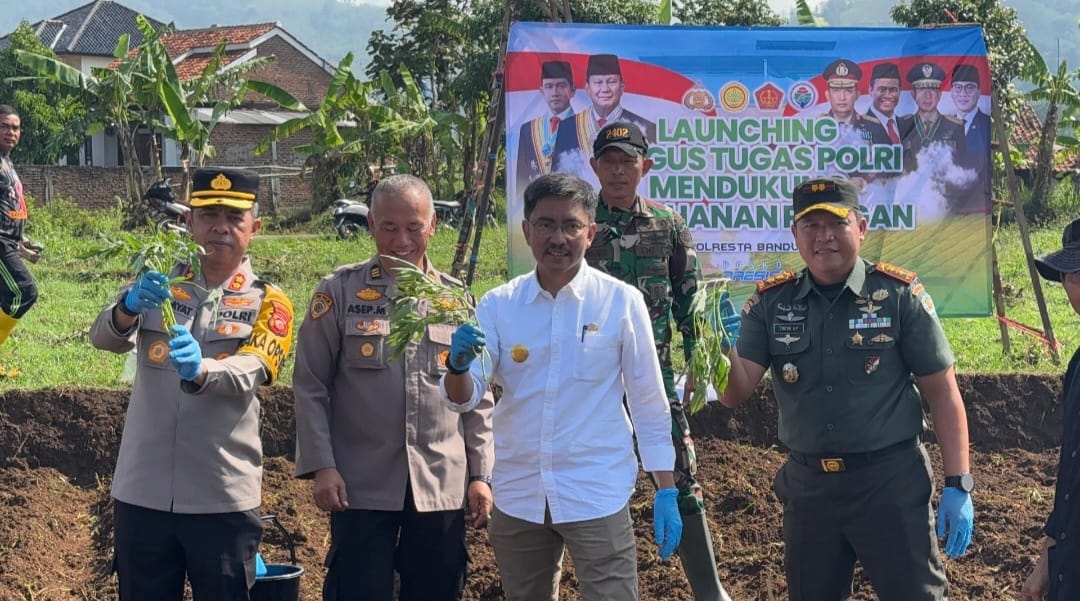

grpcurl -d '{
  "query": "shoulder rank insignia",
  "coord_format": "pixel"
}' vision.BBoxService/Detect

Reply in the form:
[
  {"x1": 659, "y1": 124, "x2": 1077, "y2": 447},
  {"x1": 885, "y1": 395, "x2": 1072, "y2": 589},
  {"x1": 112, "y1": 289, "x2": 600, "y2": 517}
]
[
  {"x1": 756, "y1": 270, "x2": 796, "y2": 292},
  {"x1": 875, "y1": 262, "x2": 916, "y2": 284}
]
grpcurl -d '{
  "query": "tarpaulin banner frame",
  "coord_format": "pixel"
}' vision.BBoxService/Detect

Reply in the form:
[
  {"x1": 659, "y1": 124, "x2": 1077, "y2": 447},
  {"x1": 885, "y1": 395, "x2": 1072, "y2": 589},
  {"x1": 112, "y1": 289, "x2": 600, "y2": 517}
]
[{"x1": 505, "y1": 23, "x2": 991, "y2": 317}]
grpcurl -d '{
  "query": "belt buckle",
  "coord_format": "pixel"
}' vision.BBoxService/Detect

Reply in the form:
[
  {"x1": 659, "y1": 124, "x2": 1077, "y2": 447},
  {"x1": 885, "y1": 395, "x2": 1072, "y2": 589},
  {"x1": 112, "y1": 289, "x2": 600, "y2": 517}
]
[{"x1": 820, "y1": 458, "x2": 846, "y2": 473}]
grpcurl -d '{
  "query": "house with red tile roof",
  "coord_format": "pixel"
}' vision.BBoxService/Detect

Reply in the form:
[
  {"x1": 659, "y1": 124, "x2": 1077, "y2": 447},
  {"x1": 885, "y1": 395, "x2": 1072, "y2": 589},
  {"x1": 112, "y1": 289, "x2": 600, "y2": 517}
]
[{"x1": 1, "y1": 1, "x2": 334, "y2": 211}]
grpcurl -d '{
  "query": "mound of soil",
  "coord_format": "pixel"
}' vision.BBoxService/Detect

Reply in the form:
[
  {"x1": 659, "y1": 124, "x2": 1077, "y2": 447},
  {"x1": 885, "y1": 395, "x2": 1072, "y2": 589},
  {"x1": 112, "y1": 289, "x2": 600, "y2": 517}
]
[{"x1": 0, "y1": 373, "x2": 1066, "y2": 600}]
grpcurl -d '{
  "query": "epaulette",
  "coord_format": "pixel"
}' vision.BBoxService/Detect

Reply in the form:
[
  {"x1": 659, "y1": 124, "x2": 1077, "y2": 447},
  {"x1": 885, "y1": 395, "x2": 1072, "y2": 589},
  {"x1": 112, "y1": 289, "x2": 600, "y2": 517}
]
[
  {"x1": 861, "y1": 113, "x2": 881, "y2": 124},
  {"x1": 437, "y1": 270, "x2": 464, "y2": 287},
  {"x1": 943, "y1": 114, "x2": 964, "y2": 125},
  {"x1": 875, "y1": 261, "x2": 917, "y2": 284},
  {"x1": 756, "y1": 270, "x2": 796, "y2": 292}
]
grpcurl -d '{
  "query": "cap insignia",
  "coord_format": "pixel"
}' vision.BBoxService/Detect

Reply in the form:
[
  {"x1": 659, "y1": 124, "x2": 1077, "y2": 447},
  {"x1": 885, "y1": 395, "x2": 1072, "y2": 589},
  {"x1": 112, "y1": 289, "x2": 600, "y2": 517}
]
[{"x1": 211, "y1": 173, "x2": 233, "y2": 191}]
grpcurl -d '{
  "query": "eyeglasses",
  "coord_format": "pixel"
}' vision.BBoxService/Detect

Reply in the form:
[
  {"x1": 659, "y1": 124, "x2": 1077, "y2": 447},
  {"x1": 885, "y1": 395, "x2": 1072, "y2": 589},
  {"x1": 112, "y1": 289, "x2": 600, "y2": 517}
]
[
  {"x1": 529, "y1": 219, "x2": 589, "y2": 237},
  {"x1": 953, "y1": 83, "x2": 979, "y2": 93}
]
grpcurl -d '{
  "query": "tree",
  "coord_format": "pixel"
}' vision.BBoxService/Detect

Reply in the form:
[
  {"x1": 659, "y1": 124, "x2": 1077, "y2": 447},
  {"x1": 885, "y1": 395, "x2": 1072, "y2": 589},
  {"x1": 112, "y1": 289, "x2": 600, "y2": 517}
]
[
  {"x1": 890, "y1": 0, "x2": 1035, "y2": 127},
  {"x1": 1023, "y1": 42, "x2": 1080, "y2": 218},
  {"x1": 674, "y1": 0, "x2": 785, "y2": 26},
  {"x1": 0, "y1": 22, "x2": 86, "y2": 164}
]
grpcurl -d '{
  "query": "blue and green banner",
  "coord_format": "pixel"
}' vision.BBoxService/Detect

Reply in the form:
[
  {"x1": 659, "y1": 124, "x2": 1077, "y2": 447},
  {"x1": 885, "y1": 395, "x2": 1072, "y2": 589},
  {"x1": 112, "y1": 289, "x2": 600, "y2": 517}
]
[{"x1": 505, "y1": 23, "x2": 991, "y2": 317}]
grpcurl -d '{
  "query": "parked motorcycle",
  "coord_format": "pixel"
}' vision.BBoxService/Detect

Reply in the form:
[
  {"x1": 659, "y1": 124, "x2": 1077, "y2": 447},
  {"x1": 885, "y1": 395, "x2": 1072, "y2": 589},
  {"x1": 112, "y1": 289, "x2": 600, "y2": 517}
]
[
  {"x1": 434, "y1": 197, "x2": 462, "y2": 227},
  {"x1": 333, "y1": 198, "x2": 369, "y2": 239},
  {"x1": 143, "y1": 178, "x2": 190, "y2": 233},
  {"x1": 332, "y1": 189, "x2": 460, "y2": 240}
]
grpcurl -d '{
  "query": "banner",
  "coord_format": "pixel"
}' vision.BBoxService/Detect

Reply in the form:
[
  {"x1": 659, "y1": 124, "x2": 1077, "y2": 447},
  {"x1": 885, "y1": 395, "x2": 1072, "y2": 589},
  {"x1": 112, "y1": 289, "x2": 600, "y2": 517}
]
[{"x1": 505, "y1": 23, "x2": 991, "y2": 317}]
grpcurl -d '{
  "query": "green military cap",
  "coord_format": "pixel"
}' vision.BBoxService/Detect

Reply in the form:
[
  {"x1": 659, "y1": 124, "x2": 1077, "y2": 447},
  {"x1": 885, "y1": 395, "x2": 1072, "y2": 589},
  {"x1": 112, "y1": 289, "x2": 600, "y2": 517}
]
[
  {"x1": 822, "y1": 59, "x2": 862, "y2": 88},
  {"x1": 907, "y1": 62, "x2": 947, "y2": 89},
  {"x1": 190, "y1": 167, "x2": 259, "y2": 210},
  {"x1": 792, "y1": 176, "x2": 859, "y2": 222}
]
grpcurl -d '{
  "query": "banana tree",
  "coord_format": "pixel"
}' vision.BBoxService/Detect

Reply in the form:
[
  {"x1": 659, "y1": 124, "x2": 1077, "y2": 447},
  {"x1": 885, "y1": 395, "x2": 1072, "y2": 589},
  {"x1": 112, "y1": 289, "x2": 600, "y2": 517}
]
[
  {"x1": 1022, "y1": 38, "x2": 1080, "y2": 217},
  {"x1": 13, "y1": 35, "x2": 152, "y2": 210},
  {"x1": 156, "y1": 41, "x2": 305, "y2": 200}
]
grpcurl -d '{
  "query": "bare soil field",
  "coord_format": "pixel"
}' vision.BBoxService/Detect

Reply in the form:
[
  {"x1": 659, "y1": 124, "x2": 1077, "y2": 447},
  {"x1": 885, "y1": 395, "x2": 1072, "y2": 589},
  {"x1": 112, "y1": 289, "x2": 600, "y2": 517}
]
[{"x1": 0, "y1": 373, "x2": 1065, "y2": 600}]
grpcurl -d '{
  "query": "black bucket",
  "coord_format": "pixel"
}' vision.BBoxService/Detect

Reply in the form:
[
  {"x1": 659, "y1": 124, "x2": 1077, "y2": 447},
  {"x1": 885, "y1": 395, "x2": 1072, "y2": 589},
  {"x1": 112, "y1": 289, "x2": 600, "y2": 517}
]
[{"x1": 250, "y1": 515, "x2": 305, "y2": 601}]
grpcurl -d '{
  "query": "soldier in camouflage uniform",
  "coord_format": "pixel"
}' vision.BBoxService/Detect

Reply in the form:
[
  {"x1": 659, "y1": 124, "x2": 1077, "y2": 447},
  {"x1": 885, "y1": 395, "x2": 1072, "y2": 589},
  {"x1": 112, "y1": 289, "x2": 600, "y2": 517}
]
[{"x1": 588, "y1": 122, "x2": 733, "y2": 601}]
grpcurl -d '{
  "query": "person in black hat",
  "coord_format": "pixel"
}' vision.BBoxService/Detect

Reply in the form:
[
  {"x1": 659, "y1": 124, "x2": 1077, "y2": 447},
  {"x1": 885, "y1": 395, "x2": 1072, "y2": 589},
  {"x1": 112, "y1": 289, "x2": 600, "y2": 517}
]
[
  {"x1": 552, "y1": 54, "x2": 655, "y2": 176},
  {"x1": 717, "y1": 176, "x2": 975, "y2": 601},
  {"x1": 865, "y1": 62, "x2": 911, "y2": 144},
  {"x1": 949, "y1": 64, "x2": 992, "y2": 213},
  {"x1": 516, "y1": 60, "x2": 577, "y2": 193},
  {"x1": 1023, "y1": 219, "x2": 1080, "y2": 601},
  {"x1": 90, "y1": 166, "x2": 295, "y2": 601},
  {"x1": 586, "y1": 122, "x2": 734, "y2": 601},
  {"x1": 898, "y1": 62, "x2": 967, "y2": 177}
]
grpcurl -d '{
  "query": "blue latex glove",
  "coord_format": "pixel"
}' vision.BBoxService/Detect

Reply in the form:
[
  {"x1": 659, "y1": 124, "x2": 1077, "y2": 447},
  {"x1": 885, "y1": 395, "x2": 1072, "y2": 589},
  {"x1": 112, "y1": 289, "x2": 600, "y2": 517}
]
[
  {"x1": 707, "y1": 290, "x2": 741, "y2": 351},
  {"x1": 168, "y1": 325, "x2": 204, "y2": 381},
  {"x1": 255, "y1": 552, "x2": 267, "y2": 577},
  {"x1": 448, "y1": 322, "x2": 485, "y2": 372},
  {"x1": 123, "y1": 270, "x2": 171, "y2": 314},
  {"x1": 653, "y1": 488, "x2": 683, "y2": 561},
  {"x1": 936, "y1": 487, "x2": 974, "y2": 558}
]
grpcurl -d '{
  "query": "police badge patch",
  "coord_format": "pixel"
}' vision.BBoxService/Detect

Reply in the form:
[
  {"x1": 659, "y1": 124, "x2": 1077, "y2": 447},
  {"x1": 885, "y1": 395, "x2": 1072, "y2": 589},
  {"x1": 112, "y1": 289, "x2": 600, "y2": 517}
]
[{"x1": 309, "y1": 292, "x2": 333, "y2": 320}]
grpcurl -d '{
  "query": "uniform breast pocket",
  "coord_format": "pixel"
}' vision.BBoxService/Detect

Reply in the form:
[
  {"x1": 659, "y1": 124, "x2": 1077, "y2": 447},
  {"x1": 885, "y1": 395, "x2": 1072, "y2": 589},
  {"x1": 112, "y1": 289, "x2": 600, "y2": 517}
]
[
  {"x1": 846, "y1": 329, "x2": 896, "y2": 380},
  {"x1": 767, "y1": 323, "x2": 811, "y2": 358},
  {"x1": 343, "y1": 317, "x2": 390, "y2": 369},
  {"x1": 573, "y1": 334, "x2": 620, "y2": 381},
  {"x1": 138, "y1": 325, "x2": 174, "y2": 371},
  {"x1": 204, "y1": 321, "x2": 254, "y2": 360},
  {"x1": 426, "y1": 323, "x2": 454, "y2": 375}
]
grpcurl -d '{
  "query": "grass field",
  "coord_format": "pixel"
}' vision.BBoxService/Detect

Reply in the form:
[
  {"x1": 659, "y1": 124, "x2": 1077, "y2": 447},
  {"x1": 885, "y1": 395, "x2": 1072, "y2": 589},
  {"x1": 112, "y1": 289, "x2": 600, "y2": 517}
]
[{"x1": 0, "y1": 197, "x2": 1077, "y2": 390}]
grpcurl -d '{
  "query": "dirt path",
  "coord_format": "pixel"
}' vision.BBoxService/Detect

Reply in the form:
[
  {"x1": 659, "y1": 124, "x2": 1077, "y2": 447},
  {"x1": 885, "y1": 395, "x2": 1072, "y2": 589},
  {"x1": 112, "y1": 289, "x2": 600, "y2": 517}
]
[{"x1": 0, "y1": 374, "x2": 1064, "y2": 600}]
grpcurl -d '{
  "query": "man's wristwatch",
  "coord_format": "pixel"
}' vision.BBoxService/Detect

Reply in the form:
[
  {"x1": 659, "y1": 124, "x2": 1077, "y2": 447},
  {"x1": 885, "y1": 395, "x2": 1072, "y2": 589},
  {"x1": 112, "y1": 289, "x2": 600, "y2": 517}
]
[
  {"x1": 944, "y1": 472, "x2": 975, "y2": 493},
  {"x1": 469, "y1": 475, "x2": 492, "y2": 486},
  {"x1": 444, "y1": 354, "x2": 470, "y2": 375}
]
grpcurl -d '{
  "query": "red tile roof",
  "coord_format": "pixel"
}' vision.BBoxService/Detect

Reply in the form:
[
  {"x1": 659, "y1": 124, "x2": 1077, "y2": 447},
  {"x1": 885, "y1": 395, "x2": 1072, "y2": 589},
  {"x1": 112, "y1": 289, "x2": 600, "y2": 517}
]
[
  {"x1": 162, "y1": 23, "x2": 276, "y2": 78},
  {"x1": 1008, "y1": 102, "x2": 1080, "y2": 172},
  {"x1": 161, "y1": 23, "x2": 276, "y2": 57},
  {"x1": 173, "y1": 49, "x2": 250, "y2": 79}
]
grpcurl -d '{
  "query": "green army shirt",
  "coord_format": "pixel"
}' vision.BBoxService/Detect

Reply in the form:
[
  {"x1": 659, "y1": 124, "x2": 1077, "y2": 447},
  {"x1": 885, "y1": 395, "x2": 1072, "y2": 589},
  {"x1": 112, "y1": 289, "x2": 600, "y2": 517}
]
[
  {"x1": 586, "y1": 195, "x2": 700, "y2": 401},
  {"x1": 737, "y1": 258, "x2": 954, "y2": 454}
]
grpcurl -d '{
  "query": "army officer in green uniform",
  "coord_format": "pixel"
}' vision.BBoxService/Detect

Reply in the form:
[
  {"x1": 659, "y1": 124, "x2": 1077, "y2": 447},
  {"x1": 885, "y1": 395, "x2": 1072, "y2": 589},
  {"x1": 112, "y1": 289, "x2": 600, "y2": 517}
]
[
  {"x1": 718, "y1": 176, "x2": 975, "y2": 601},
  {"x1": 587, "y1": 121, "x2": 733, "y2": 601}
]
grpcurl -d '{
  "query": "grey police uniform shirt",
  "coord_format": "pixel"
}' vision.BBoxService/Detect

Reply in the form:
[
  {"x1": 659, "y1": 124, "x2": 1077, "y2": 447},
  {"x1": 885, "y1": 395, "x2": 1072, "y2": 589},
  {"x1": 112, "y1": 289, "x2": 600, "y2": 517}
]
[
  {"x1": 90, "y1": 258, "x2": 292, "y2": 514},
  {"x1": 292, "y1": 256, "x2": 494, "y2": 512},
  {"x1": 737, "y1": 258, "x2": 954, "y2": 454}
]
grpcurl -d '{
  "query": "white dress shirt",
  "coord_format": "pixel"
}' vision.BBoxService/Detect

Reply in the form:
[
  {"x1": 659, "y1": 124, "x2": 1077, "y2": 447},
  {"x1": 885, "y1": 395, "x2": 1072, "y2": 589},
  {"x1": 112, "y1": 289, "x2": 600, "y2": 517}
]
[{"x1": 444, "y1": 264, "x2": 675, "y2": 524}]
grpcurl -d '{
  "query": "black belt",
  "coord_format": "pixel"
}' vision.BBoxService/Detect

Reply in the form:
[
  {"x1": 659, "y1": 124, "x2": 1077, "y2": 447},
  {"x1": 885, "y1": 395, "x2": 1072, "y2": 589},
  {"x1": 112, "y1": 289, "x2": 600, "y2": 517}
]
[{"x1": 787, "y1": 437, "x2": 919, "y2": 473}]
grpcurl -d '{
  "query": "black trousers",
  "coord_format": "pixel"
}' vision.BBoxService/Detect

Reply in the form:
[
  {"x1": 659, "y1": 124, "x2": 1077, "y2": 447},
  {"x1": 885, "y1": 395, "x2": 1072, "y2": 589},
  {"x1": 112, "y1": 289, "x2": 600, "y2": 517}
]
[
  {"x1": 0, "y1": 240, "x2": 36, "y2": 318},
  {"x1": 323, "y1": 486, "x2": 467, "y2": 601},
  {"x1": 1048, "y1": 539, "x2": 1077, "y2": 601},
  {"x1": 113, "y1": 500, "x2": 263, "y2": 601},
  {"x1": 773, "y1": 443, "x2": 948, "y2": 601}
]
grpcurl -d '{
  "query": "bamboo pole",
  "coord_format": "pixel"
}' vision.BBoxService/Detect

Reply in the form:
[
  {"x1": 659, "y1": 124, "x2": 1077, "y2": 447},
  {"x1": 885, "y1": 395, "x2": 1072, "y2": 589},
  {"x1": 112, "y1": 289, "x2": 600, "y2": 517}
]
[{"x1": 992, "y1": 95, "x2": 1059, "y2": 363}]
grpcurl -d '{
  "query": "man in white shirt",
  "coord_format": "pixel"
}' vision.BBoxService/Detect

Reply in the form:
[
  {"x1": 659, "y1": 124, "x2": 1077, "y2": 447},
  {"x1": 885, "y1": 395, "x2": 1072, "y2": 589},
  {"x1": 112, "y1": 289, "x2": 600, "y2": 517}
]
[{"x1": 442, "y1": 172, "x2": 682, "y2": 601}]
